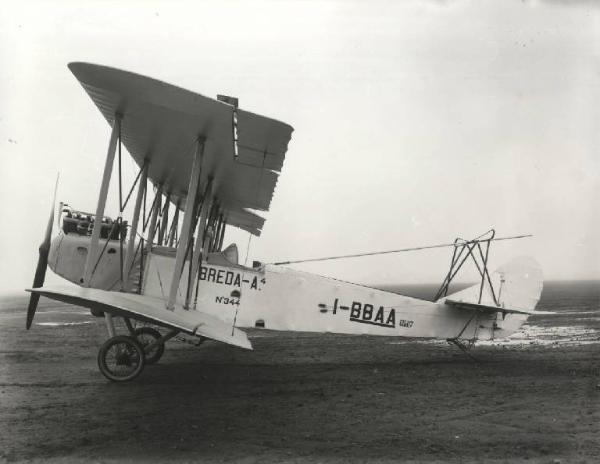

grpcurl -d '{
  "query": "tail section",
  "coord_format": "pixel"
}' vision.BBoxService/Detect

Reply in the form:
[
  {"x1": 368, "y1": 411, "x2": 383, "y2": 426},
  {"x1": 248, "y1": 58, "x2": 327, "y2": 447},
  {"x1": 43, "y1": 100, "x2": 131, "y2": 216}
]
[{"x1": 439, "y1": 256, "x2": 544, "y2": 338}]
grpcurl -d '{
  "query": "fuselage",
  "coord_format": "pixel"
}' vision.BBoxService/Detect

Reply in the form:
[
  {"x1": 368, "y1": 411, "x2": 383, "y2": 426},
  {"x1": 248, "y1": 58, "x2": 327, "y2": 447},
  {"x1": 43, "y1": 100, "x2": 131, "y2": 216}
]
[{"x1": 49, "y1": 230, "x2": 527, "y2": 341}]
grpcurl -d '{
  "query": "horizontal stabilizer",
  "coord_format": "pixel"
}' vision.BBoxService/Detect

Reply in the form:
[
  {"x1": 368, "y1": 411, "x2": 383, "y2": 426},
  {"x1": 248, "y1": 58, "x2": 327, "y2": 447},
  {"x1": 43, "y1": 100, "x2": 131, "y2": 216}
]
[
  {"x1": 444, "y1": 299, "x2": 554, "y2": 316},
  {"x1": 26, "y1": 285, "x2": 252, "y2": 350},
  {"x1": 438, "y1": 256, "x2": 551, "y2": 337}
]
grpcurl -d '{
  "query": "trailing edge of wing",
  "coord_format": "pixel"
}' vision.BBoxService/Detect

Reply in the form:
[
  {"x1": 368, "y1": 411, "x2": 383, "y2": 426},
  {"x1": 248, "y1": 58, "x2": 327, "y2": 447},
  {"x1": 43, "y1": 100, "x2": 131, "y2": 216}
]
[{"x1": 26, "y1": 285, "x2": 252, "y2": 350}]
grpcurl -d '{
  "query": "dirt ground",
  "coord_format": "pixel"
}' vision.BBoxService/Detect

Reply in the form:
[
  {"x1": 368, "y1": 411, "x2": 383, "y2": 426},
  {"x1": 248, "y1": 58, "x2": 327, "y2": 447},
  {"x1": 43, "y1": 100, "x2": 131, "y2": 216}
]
[{"x1": 0, "y1": 295, "x2": 598, "y2": 463}]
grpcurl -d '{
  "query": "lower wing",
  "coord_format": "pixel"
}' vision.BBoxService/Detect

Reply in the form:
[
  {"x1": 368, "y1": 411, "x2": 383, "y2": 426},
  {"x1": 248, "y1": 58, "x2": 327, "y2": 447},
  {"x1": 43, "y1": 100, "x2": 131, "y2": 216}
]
[{"x1": 26, "y1": 285, "x2": 252, "y2": 350}]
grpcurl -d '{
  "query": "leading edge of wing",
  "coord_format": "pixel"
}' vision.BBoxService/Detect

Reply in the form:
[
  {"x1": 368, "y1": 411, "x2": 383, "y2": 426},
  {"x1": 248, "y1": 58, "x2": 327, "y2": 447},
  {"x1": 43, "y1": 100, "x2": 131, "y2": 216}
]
[
  {"x1": 26, "y1": 285, "x2": 252, "y2": 350},
  {"x1": 67, "y1": 62, "x2": 293, "y2": 131}
]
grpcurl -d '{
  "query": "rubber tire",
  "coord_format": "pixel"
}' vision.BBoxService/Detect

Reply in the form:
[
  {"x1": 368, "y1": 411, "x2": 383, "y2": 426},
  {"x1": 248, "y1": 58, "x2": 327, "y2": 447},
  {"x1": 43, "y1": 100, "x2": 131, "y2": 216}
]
[
  {"x1": 97, "y1": 335, "x2": 146, "y2": 382},
  {"x1": 133, "y1": 327, "x2": 165, "y2": 365}
]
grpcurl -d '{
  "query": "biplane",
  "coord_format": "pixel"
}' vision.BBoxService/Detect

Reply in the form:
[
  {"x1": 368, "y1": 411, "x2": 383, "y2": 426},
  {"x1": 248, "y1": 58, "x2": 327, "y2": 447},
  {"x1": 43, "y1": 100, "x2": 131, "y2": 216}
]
[{"x1": 26, "y1": 63, "x2": 544, "y2": 382}]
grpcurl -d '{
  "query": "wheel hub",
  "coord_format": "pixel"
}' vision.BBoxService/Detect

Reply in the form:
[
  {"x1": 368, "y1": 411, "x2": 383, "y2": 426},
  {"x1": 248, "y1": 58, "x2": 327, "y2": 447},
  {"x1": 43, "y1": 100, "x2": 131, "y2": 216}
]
[{"x1": 115, "y1": 350, "x2": 133, "y2": 366}]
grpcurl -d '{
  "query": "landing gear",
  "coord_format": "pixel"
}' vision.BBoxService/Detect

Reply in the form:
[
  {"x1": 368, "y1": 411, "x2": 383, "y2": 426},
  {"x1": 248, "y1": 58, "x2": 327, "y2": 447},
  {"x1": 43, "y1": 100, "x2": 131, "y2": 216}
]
[
  {"x1": 97, "y1": 319, "x2": 180, "y2": 382},
  {"x1": 133, "y1": 327, "x2": 164, "y2": 364},
  {"x1": 97, "y1": 335, "x2": 146, "y2": 382}
]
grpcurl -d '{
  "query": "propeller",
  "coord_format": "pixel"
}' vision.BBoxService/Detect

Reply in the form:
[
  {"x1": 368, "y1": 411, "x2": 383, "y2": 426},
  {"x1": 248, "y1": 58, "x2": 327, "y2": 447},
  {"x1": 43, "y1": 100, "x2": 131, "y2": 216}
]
[{"x1": 26, "y1": 175, "x2": 59, "y2": 329}]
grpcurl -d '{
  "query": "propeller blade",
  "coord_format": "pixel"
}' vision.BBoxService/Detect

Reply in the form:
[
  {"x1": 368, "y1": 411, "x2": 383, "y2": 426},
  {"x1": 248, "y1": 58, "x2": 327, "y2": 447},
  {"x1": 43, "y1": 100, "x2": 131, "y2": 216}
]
[{"x1": 26, "y1": 175, "x2": 59, "y2": 329}]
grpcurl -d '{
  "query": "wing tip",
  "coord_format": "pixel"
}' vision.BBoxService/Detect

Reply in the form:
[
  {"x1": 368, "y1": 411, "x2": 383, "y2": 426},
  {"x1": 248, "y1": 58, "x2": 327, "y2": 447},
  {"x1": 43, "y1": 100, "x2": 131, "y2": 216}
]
[{"x1": 67, "y1": 61, "x2": 93, "y2": 77}]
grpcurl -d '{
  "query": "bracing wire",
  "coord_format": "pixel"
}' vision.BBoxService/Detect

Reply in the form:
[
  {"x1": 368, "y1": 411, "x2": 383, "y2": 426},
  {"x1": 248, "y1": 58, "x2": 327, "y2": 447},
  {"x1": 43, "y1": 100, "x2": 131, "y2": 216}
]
[{"x1": 270, "y1": 234, "x2": 533, "y2": 266}]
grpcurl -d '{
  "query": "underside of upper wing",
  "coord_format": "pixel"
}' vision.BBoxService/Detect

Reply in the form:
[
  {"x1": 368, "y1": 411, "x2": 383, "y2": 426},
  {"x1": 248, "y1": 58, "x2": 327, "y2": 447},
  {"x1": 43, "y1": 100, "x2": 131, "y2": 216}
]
[{"x1": 68, "y1": 62, "x2": 293, "y2": 236}]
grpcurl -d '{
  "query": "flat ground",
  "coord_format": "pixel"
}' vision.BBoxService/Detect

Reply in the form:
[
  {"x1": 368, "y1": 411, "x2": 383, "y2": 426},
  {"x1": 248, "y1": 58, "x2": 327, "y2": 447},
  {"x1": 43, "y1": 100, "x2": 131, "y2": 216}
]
[{"x1": 0, "y1": 294, "x2": 598, "y2": 463}]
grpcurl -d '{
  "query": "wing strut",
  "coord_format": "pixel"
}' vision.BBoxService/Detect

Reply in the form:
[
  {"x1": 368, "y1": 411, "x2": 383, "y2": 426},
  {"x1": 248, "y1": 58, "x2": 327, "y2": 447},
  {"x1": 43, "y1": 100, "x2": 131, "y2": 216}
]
[
  {"x1": 82, "y1": 115, "x2": 121, "y2": 287},
  {"x1": 167, "y1": 200, "x2": 180, "y2": 247},
  {"x1": 187, "y1": 179, "x2": 214, "y2": 308},
  {"x1": 80, "y1": 115, "x2": 121, "y2": 336},
  {"x1": 146, "y1": 184, "x2": 163, "y2": 251},
  {"x1": 158, "y1": 192, "x2": 171, "y2": 245},
  {"x1": 123, "y1": 162, "x2": 148, "y2": 291},
  {"x1": 167, "y1": 137, "x2": 205, "y2": 311}
]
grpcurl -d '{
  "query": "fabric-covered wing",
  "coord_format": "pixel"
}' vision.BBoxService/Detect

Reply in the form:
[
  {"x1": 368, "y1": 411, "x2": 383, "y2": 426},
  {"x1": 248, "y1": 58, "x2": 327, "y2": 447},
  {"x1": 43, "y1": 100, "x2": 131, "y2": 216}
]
[
  {"x1": 68, "y1": 62, "x2": 293, "y2": 236},
  {"x1": 27, "y1": 285, "x2": 252, "y2": 349},
  {"x1": 236, "y1": 109, "x2": 292, "y2": 171}
]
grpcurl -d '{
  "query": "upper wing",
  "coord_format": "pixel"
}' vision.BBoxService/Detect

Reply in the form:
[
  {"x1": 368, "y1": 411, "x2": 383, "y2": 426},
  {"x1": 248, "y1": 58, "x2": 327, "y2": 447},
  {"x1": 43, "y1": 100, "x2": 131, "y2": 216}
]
[
  {"x1": 68, "y1": 62, "x2": 293, "y2": 236},
  {"x1": 27, "y1": 285, "x2": 252, "y2": 350}
]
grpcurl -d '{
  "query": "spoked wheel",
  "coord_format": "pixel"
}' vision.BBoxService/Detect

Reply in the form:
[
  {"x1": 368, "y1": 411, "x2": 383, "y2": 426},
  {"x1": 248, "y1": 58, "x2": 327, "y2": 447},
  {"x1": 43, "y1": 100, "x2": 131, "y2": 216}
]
[
  {"x1": 133, "y1": 327, "x2": 165, "y2": 364},
  {"x1": 98, "y1": 335, "x2": 146, "y2": 382}
]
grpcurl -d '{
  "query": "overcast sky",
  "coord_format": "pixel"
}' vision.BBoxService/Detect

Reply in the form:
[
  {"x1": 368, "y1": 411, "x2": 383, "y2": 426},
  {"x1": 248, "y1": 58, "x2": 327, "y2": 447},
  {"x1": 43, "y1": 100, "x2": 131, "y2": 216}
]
[{"x1": 1, "y1": 0, "x2": 598, "y2": 294}]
